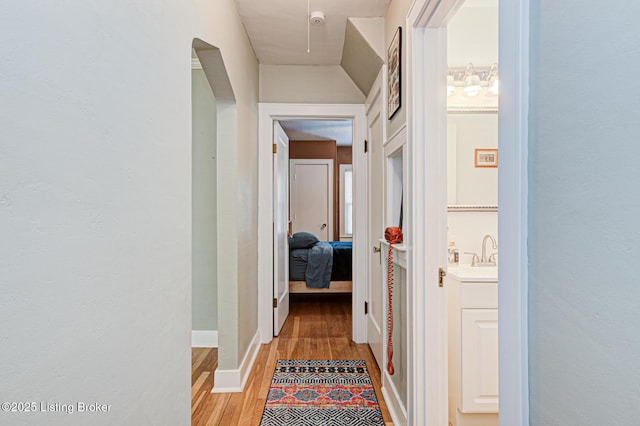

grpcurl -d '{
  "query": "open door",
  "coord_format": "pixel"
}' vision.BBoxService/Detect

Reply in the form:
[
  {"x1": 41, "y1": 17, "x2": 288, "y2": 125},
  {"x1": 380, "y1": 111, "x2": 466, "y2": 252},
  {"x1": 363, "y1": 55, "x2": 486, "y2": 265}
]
[
  {"x1": 273, "y1": 121, "x2": 290, "y2": 335},
  {"x1": 366, "y1": 74, "x2": 385, "y2": 368}
]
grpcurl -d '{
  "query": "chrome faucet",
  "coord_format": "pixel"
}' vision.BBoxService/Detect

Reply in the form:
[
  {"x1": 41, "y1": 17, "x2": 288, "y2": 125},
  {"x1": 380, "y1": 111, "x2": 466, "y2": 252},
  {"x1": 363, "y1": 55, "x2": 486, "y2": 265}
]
[
  {"x1": 464, "y1": 234, "x2": 497, "y2": 266},
  {"x1": 480, "y1": 234, "x2": 497, "y2": 266}
]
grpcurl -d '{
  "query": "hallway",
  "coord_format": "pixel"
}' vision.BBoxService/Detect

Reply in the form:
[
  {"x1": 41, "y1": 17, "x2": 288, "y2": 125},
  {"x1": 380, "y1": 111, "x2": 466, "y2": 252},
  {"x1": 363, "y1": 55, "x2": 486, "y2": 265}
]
[{"x1": 191, "y1": 295, "x2": 393, "y2": 424}]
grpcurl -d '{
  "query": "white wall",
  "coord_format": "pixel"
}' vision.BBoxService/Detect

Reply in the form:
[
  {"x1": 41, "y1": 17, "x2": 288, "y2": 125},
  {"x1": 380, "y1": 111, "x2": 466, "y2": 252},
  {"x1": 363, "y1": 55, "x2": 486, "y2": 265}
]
[
  {"x1": 0, "y1": 0, "x2": 258, "y2": 424},
  {"x1": 528, "y1": 1, "x2": 640, "y2": 424},
  {"x1": 260, "y1": 65, "x2": 365, "y2": 103},
  {"x1": 447, "y1": 113, "x2": 498, "y2": 206},
  {"x1": 447, "y1": 211, "x2": 498, "y2": 266},
  {"x1": 381, "y1": 0, "x2": 413, "y2": 418},
  {"x1": 447, "y1": 1, "x2": 498, "y2": 67},
  {"x1": 192, "y1": 68, "x2": 218, "y2": 332}
]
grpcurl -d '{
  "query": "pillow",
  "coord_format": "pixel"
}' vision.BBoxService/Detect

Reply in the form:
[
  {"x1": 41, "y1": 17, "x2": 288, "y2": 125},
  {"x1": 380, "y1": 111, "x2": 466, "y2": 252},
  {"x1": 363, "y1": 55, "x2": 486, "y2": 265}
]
[{"x1": 288, "y1": 232, "x2": 319, "y2": 249}]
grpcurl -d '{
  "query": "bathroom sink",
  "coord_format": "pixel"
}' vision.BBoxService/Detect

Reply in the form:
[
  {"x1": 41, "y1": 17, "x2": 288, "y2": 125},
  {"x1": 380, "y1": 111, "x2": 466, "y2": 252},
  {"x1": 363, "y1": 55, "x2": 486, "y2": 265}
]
[{"x1": 448, "y1": 265, "x2": 498, "y2": 282}]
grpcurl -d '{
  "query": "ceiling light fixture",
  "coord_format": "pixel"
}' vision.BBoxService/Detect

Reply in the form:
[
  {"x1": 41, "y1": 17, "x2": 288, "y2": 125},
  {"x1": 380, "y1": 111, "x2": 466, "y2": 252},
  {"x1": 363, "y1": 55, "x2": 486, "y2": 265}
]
[
  {"x1": 306, "y1": 0, "x2": 325, "y2": 54},
  {"x1": 310, "y1": 11, "x2": 325, "y2": 25}
]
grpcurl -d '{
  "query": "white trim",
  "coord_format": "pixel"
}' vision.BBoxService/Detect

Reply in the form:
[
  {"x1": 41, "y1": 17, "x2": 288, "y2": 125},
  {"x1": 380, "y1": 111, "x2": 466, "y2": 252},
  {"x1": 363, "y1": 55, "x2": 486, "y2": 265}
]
[
  {"x1": 382, "y1": 373, "x2": 408, "y2": 426},
  {"x1": 258, "y1": 103, "x2": 368, "y2": 345},
  {"x1": 289, "y1": 158, "x2": 334, "y2": 240},
  {"x1": 498, "y1": 0, "x2": 530, "y2": 424},
  {"x1": 405, "y1": 12, "x2": 450, "y2": 426},
  {"x1": 339, "y1": 164, "x2": 353, "y2": 237},
  {"x1": 383, "y1": 122, "x2": 408, "y2": 148},
  {"x1": 191, "y1": 330, "x2": 218, "y2": 348},
  {"x1": 384, "y1": 124, "x2": 407, "y2": 154},
  {"x1": 211, "y1": 330, "x2": 261, "y2": 393}
]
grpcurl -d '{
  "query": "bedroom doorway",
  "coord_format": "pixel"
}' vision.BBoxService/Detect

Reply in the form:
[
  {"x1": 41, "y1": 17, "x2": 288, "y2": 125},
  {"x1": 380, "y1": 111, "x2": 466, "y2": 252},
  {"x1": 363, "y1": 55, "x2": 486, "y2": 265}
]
[
  {"x1": 278, "y1": 119, "x2": 354, "y2": 335},
  {"x1": 258, "y1": 104, "x2": 368, "y2": 345}
]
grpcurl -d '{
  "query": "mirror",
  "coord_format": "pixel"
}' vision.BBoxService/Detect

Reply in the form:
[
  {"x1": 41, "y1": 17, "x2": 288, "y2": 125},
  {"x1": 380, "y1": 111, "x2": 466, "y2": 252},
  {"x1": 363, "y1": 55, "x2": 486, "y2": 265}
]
[{"x1": 447, "y1": 111, "x2": 498, "y2": 210}]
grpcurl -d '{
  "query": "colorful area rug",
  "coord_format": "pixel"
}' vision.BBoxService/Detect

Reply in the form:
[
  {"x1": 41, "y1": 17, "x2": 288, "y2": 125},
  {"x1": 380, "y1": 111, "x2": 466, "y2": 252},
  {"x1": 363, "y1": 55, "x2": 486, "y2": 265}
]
[{"x1": 260, "y1": 359, "x2": 384, "y2": 426}]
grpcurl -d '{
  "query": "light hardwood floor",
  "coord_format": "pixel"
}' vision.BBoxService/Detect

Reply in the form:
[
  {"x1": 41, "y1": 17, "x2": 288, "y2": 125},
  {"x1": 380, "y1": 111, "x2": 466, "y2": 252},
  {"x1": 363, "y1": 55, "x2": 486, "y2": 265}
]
[{"x1": 191, "y1": 294, "x2": 393, "y2": 425}]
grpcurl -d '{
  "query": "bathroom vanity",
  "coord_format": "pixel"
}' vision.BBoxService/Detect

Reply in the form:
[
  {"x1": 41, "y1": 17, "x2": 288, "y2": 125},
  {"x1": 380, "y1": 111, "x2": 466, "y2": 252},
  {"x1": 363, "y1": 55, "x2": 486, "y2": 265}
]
[{"x1": 447, "y1": 266, "x2": 498, "y2": 426}]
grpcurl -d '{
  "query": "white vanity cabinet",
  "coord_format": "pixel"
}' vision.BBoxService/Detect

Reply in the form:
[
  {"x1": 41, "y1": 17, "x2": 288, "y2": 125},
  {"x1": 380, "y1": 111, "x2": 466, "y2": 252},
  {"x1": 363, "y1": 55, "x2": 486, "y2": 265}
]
[{"x1": 448, "y1": 267, "x2": 498, "y2": 426}]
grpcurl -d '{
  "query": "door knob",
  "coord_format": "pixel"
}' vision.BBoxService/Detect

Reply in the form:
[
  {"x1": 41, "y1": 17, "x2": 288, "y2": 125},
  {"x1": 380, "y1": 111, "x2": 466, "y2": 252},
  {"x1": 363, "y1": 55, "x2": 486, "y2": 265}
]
[
  {"x1": 373, "y1": 246, "x2": 381, "y2": 253},
  {"x1": 320, "y1": 223, "x2": 327, "y2": 230}
]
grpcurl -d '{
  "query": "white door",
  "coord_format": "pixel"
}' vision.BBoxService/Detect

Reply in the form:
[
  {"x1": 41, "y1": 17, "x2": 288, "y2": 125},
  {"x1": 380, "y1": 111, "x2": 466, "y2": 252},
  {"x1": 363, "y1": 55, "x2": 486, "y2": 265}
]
[
  {"x1": 273, "y1": 122, "x2": 290, "y2": 335},
  {"x1": 366, "y1": 72, "x2": 385, "y2": 368},
  {"x1": 290, "y1": 159, "x2": 333, "y2": 241}
]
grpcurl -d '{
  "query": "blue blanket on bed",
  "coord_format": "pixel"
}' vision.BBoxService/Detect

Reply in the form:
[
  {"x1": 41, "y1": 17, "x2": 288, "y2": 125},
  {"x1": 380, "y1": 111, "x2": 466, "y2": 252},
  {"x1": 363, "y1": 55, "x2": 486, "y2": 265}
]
[{"x1": 305, "y1": 242, "x2": 333, "y2": 288}]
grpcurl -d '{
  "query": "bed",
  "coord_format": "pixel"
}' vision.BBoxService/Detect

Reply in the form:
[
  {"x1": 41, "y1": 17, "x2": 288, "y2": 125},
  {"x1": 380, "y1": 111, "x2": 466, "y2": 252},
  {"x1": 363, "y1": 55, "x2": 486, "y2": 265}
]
[{"x1": 288, "y1": 233, "x2": 352, "y2": 294}]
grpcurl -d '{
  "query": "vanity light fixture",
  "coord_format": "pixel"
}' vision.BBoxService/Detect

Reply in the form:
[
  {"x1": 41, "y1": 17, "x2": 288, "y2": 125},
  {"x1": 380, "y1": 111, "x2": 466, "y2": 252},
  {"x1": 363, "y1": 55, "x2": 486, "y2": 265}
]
[{"x1": 447, "y1": 62, "x2": 499, "y2": 97}]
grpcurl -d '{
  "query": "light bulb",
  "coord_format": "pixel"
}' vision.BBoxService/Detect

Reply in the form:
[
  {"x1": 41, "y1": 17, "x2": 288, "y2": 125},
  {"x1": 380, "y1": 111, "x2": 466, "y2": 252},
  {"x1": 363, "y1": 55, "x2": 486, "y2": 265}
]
[
  {"x1": 463, "y1": 74, "x2": 481, "y2": 97},
  {"x1": 490, "y1": 79, "x2": 499, "y2": 95},
  {"x1": 447, "y1": 75, "x2": 455, "y2": 96}
]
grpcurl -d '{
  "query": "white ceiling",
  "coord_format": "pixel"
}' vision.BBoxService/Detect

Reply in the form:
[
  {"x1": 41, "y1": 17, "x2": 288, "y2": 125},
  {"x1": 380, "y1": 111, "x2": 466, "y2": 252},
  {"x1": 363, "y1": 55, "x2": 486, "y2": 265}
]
[
  {"x1": 234, "y1": 0, "x2": 390, "y2": 65},
  {"x1": 279, "y1": 119, "x2": 353, "y2": 146}
]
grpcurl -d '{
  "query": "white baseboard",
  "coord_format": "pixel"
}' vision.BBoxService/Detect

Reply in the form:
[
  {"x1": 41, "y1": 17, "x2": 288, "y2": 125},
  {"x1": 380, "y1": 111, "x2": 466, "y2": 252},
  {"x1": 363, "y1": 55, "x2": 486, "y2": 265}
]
[
  {"x1": 382, "y1": 372, "x2": 408, "y2": 426},
  {"x1": 191, "y1": 330, "x2": 218, "y2": 348},
  {"x1": 211, "y1": 330, "x2": 261, "y2": 393}
]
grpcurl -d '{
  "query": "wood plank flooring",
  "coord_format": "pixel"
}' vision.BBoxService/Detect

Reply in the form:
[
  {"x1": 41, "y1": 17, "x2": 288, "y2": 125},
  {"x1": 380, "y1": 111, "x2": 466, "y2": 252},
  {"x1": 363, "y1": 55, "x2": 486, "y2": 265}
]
[{"x1": 191, "y1": 294, "x2": 393, "y2": 425}]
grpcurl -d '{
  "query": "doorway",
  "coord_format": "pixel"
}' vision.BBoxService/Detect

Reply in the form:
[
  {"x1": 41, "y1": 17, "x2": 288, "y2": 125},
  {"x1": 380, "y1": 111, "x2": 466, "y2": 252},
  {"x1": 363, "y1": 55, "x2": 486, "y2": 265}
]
[
  {"x1": 406, "y1": 0, "x2": 529, "y2": 425},
  {"x1": 278, "y1": 119, "x2": 354, "y2": 341},
  {"x1": 446, "y1": 3, "x2": 499, "y2": 426},
  {"x1": 258, "y1": 104, "x2": 368, "y2": 346}
]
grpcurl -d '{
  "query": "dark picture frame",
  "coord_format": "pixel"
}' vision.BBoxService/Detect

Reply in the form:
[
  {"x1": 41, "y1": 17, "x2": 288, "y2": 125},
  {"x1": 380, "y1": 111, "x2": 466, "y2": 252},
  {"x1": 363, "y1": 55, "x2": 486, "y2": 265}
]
[{"x1": 387, "y1": 27, "x2": 402, "y2": 120}]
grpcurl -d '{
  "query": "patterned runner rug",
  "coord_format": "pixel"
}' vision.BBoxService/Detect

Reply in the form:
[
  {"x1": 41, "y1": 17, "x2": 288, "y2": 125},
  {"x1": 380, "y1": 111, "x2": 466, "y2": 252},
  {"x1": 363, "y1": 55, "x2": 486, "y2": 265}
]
[{"x1": 260, "y1": 359, "x2": 384, "y2": 426}]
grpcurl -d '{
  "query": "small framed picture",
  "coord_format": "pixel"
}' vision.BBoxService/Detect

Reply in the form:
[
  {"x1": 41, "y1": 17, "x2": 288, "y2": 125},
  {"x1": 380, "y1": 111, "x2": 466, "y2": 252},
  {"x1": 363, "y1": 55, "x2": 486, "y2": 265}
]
[
  {"x1": 387, "y1": 27, "x2": 402, "y2": 120},
  {"x1": 475, "y1": 149, "x2": 498, "y2": 168}
]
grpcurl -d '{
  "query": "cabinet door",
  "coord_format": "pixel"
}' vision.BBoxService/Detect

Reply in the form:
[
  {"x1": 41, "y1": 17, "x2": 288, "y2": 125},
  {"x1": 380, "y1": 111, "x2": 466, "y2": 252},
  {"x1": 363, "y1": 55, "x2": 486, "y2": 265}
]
[{"x1": 461, "y1": 309, "x2": 499, "y2": 413}]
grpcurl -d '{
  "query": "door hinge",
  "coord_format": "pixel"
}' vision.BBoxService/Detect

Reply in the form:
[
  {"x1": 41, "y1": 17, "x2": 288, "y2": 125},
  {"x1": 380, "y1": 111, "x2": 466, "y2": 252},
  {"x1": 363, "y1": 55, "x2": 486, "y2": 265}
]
[
  {"x1": 273, "y1": 143, "x2": 277, "y2": 154},
  {"x1": 438, "y1": 267, "x2": 447, "y2": 287},
  {"x1": 364, "y1": 139, "x2": 368, "y2": 153},
  {"x1": 364, "y1": 301, "x2": 368, "y2": 315},
  {"x1": 273, "y1": 298, "x2": 278, "y2": 308}
]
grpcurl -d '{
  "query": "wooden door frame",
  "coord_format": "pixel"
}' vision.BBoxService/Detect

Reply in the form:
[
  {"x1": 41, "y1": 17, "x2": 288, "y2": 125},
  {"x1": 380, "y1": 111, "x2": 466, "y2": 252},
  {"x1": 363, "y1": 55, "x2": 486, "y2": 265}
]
[
  {"x1": 258, "y1": 103, "x2": 367, "y2": 344},
  {"x1": 406, "y1": 0, "x2": 530, "y2": 425},
  {"x1": 289, "y1": 159, "x2": 334, "y2": 241}
]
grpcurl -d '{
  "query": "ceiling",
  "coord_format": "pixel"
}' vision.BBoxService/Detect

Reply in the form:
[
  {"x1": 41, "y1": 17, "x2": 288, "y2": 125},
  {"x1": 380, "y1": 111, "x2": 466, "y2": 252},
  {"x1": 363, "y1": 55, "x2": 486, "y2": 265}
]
[
  {"x1": 279, "y1": 119, "x2": 353, "y2": 146},
  {"x1": 238, "y1": 0, "x2": 497, "y2": 141},
  {"x1": 234, "y1": 0, "x2": 390, "y2": 65}
]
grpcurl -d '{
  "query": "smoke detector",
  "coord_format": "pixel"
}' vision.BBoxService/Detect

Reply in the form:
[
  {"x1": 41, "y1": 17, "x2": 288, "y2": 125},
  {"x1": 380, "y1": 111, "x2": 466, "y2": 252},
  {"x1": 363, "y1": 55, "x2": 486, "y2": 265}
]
[{"x1": 309, "y1": 11, "x2": 326, "y2": 26}]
